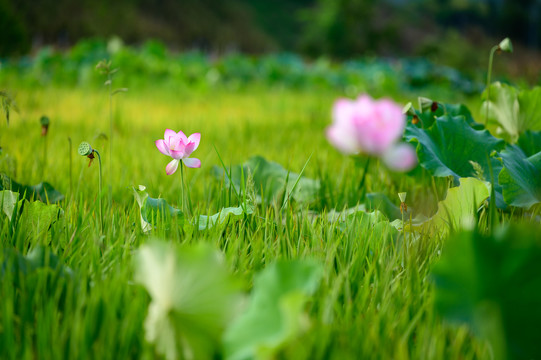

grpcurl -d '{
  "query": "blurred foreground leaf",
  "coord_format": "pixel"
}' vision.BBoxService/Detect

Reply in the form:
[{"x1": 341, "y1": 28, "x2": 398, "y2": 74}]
[
  {"x1": 224, "y1": 260, "x2": 323, "y2": 360},
  {"x1": 432, "y1": 225, "x2": 541, "y2": 360},
  {"x1": 498, "y1": 146, "x2": 541, "y2": 208},
  {"x1": 134, "y1": 242, "x2": 241, "y2": 360}
]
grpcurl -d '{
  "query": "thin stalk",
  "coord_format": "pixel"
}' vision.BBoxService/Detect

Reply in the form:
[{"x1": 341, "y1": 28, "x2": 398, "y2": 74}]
[
  {"x1": 94, "y1": 149, "x2": 103, "y2": 233},
  {"x1": 485, "y1": 45, "x2": 499, "y2": 126},
  {"x1": 180, "y1": 161, "x2": 186, "y2": 216},
  {"x1": 357, "y1": 157, "x2": 371, "y2": 196},
  {"x1": 41, "y1": 135, "x2": 47, "y2": 179},
  {"x1": 108, "y1": 72, "x2": 113, "y2": 206},
  {"x1": 400, "y1": 209, "x2": 406, "y2": 242},
  {"x1": 68, "y1": 137, "x2": 73, "y2": 200}
]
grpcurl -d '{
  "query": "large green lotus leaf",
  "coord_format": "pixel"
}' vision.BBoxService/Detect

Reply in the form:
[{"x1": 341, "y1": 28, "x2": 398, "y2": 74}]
[
  {"x1": 0, "y1": 190, "x2": 21, "y2": 221},
  {"x1": 2, "y1": 246, "x2": 72, "y2": 277},
  {"x1": 482, "y1": 82, "x2": 519, "y2": 138},
  {"x1": 431, "y1": 225, "x2": 541, "y2": 360},
  {"x1": 224, "y1": 260, "x2": 323, "y2": 360},
  {"x1": 517, "y1": 86, "x2": 541, "y2": 134},
  {"x1": 338, "y1": 208, "x2": 400, "y2": 244},
  {"x1": 443, "y1": 103, "x2": 478, "y2": 127},
  {"x1": 20, "y1": 201, "x2": 64, "y2": 238},
  {"x1": 134, "y1": 242, "x2": 241, "y2": 360},
  {"x1": 517, "y1": 130, "x2": 541, "y2": 157},
  {"x1": 482, "y1": 83, "x2": 541, "y2": 140},
  {"x1": 0, "y1": 173, "x2": 64, "y2": 203},
  {"x1": 405, "y1": 115, "x2": 505, "y2": 181},
  {"x1": 324, "y1": 206, "x2": 398, "y2": 241},
  {"x1": 197, "y1": 205, "x2": 254, "y2": 231},
  {"x1": 212, "y1": 156, "x2": 320, "y2": 205},
  {"x1": 405, "y1": 178, "x2": 489, "y2": 236},
  {"x1": 498, "y1": 146, "x2": 541, "y2": 208},
  {"x1": 132, "y1": 185, "x2": 182, "y2": 232},
  {"x1": 365, "y1": 192, "x2": 408, "y2": 220},
  {"x1": 405, "y1": 99, "x2": 481, "y2": 130}
]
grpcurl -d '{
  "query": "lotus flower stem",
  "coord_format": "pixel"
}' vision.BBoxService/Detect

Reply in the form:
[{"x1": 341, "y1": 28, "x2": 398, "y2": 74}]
[
  {"x1": 485, "y1": 45, "x2": 499, "y2": 126},
  {"x1": 41, "y1": 134, "x2": 47, "y2": 179},
  {"x1": 358, "y1": 158, "x2": 370, "y2": 195},
  {"x1": 485, "y1": 38, "x2": 513, "y2": 126},
  {"x1": 180, "y1": 161, "x2": 189, "y2": 216},
  {"x1": 107, "y1": 71, "x2": 113, "y2": 206},
  {"x1": 68, "y1": 137, "x2": 73, "y2": 199}
]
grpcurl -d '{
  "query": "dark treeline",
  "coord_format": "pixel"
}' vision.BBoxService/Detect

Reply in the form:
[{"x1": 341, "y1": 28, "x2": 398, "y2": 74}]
[{"x1": 1, "y1": 0, "x2": 540, "y2": 57}]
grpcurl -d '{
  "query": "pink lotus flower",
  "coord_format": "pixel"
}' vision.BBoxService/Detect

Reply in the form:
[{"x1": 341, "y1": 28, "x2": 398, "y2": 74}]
[
  {"x1": 155, "y1": 129, "x2": 201, "y2": 175},
  {"x1": 326, "y1": 94, "x2": 417, "y2": 171}
]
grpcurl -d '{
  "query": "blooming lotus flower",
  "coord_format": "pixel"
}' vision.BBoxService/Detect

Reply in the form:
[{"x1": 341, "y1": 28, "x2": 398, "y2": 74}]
[
  {"x1": 326, "y1": 94, "x2": 417, "y2": 172},
  {"x1": 155, "y1": 129, "x2": 201, "y2": 175}
]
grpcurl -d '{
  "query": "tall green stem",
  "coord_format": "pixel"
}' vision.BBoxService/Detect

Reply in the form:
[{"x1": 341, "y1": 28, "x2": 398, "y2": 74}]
[
  {"x1": 108, "y1": 72, "x2": 113, "y2": 206},
  {"x1": 180, "y1": 161, "x2": 186, "y2": 215},
  {"x1": 357, "y1": 157, "x2": 371, "y2": 197},
  {"x1": 41, "y1": 136, "x2": 47, "y2": 179},
  {"x1": 485, "y1": 45, "x2": 499, "y2": 126},
  {"x1": 68, "y1": 137, "x2": 73, "y2": 200},
  {"x1": 94, "y1": 149, "x2": 103, "y2": 233}
]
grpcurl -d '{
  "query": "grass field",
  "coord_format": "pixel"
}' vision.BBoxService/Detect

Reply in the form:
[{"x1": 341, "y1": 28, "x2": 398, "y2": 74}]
[{"x1": 3, "y1": 47, "x2": 539, "y2": 359}]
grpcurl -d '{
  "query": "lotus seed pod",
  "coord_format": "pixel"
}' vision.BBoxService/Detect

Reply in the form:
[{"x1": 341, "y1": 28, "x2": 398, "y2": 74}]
[
  {"x1": 498, "y1": 37, "x2": 513, "y2": 53},
  {"x1": 398, "y1": 192, "x2": 407, "y2": 203},
  {"x1": 40, "y1": 115, "x2": 49, "y2": 126},
  {"x1": 78, "y1": 142, "x2": 93, "y2": 156},
  {"x1": 40, "y1": 116, "x2": 50, "y2": 136}
]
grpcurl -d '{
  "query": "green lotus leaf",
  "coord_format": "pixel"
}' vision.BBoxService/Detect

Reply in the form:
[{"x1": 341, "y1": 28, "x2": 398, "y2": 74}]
[
  {"x1": 404, "y1": 178, "x2": 490, "y2": 237},
  {"x1": 482, "y1": 82, "x2": 541, "y2": 141},
  {"x1": 0, "y1": 190, "x2": 21, "y2": 221},
  {"x1": 0, "y1": 173, "x2": 64, "y2": 203},
  {"x1": 212, "y1": 156, "x2": 319, "y2": 205},
  {"x1": 405, "y1": 100, "x2": 481, "y2": 129},
  {"x1": 20, "y1": 201, "x2": 64, "y2": 239},
  {"x1": 197, "y1": 205, "x2": 254, "y2": 231},
  {"x1": 132, "y1": 185, "x2": 182, "y2": 232},
  {"x1": 405, "y1": 115, "x2": 505, "y2": 181},
  {"x1": 432, "y1": 225, "x2": 541, "y2": 360},
  {"x1": 517, "y1": 130, "x2": 541, "y2": 157},
  {"x1": 498, "y1": 146, "x2": 541, "y2": 208},
  {"x1": 365, "y1": 192, "x2": 408, "y2": 220},
  {"x1": 224, "y1": 260, "x2": 323, "y2": 360},
  {"x1": 405, "y1": 115, "x2": 505, "y2": 207}
]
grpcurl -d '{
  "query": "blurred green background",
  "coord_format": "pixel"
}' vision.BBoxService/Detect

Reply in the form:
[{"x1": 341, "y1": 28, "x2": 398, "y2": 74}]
[{"x1": 1, "y1": 0, "x2": 540, "y2": 82}]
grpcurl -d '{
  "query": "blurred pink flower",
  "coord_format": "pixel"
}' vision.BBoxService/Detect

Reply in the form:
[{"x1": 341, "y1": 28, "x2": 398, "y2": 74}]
[
  {"x1": 155, "y1": 129, "x2": 201, "y2": 175},
  {"x1": 381, "y1": 143, "x2": 417, "y2": 172},
  {"x1": 326, "y1": 94, "x2": 417, "y2": 171}
]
